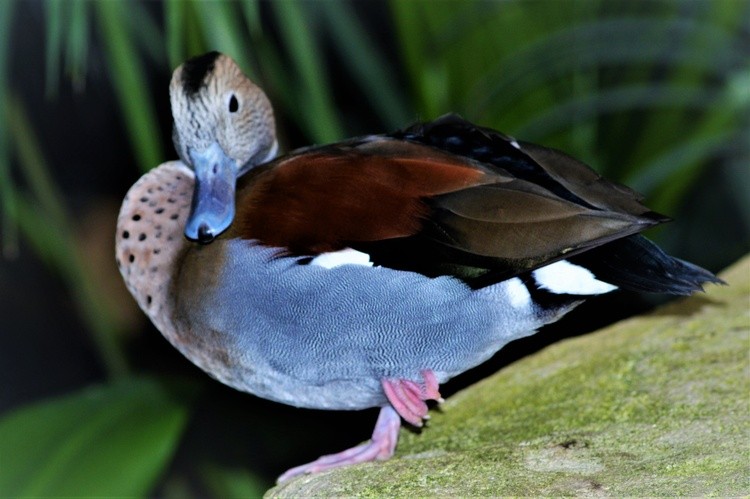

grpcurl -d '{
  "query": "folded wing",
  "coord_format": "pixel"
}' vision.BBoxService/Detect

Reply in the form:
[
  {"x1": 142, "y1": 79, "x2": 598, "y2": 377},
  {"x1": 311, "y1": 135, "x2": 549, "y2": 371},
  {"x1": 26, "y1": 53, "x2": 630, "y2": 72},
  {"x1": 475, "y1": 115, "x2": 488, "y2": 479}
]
[{"x1": 232, "y1": 115, "x2": 714, "y2": 291}]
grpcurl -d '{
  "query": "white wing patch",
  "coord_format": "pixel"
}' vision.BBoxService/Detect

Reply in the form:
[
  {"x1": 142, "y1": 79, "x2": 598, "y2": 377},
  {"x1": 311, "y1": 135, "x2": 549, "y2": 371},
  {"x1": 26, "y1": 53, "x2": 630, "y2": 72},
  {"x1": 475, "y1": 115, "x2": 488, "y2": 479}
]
[
  {"x1": 533, "y1": 260, "x2": 617, "y2": 295},
  {"x1": 310, "y1": 248, "x2": 374, "y2": 269},
  {"x1": 505, "y1": 277, "x2": 532, "y2": 308}
]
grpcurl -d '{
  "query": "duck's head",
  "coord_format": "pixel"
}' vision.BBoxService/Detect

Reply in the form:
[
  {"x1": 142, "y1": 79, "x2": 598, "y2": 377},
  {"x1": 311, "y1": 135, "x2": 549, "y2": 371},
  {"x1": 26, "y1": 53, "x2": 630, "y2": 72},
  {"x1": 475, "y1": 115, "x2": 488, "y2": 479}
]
[{"x1": 170, "y1": 51, "x2": 278, "y2": 243}]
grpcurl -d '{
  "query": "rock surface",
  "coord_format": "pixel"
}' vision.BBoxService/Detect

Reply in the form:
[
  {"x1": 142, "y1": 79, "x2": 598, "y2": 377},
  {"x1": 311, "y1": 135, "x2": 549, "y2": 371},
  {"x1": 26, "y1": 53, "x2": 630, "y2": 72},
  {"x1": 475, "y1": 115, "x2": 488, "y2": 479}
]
[{"x1": 269, "y1": 255, "x2": 749, "y2": 497}]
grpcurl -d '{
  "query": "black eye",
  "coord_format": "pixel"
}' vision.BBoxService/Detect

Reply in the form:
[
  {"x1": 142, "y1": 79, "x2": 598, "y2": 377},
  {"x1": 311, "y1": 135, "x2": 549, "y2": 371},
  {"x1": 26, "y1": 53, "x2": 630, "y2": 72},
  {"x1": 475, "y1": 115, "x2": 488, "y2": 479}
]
[{"x1": 228, "y1": 94, "x2": 239, "y2": 113}]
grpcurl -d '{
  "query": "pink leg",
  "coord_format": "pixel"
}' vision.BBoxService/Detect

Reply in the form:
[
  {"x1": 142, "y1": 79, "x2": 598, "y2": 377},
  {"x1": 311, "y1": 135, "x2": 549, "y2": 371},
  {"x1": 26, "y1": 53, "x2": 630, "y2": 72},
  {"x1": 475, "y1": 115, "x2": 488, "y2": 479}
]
[
  {"x1": 381, "y1": 369, "x2": 443, "y2": 427},
  {"x1": 277, "y1": 405, "x2": 401, "y2": 483}
]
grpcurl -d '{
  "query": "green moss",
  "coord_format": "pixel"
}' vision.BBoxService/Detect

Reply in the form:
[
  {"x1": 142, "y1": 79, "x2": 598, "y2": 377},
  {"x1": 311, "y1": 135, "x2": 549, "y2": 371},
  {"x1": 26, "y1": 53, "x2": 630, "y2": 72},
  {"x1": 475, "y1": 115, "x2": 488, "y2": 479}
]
[{"x1": 269, "y1": 255, "x2": 750, "y2": 497}]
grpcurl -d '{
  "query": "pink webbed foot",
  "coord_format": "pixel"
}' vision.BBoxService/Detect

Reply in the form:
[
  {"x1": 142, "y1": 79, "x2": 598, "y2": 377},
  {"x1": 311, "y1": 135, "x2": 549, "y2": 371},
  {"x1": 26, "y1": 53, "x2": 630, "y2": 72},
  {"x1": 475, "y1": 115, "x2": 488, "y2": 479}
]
[
  {"x1": 277, "y1": 405, "x2": 401, "y2": 483},
  {"x1": 276, "y1": 370, "x2": 443, "y2": 483},
  {"x1": 382, "y1": 369, "x2": 443, "y2": 427}
]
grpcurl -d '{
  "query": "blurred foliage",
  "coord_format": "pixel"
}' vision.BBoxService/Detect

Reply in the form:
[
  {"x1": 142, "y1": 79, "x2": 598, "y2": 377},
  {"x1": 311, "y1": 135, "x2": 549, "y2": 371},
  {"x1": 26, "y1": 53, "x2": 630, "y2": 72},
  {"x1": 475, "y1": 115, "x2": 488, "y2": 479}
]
[
  {"x1": 0, "y1": 0, "x2": 748, "y2": 496},
  {"x1": 0, "y1": 377, "x2": 190, "y2": 496}
]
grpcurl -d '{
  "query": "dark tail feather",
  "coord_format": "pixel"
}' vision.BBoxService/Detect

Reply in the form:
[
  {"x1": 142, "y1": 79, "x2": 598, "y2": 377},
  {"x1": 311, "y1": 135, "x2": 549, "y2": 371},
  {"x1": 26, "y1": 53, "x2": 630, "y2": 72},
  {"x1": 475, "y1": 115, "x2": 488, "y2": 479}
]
[{"x1": 569, "y1": 235, "x2": 725, "y2": 295}]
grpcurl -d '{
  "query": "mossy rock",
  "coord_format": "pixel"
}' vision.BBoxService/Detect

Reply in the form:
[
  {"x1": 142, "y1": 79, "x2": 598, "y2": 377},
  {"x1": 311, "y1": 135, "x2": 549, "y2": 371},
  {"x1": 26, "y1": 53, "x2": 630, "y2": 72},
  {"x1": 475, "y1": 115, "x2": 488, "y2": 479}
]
[{"x1": 269, "y1": 255, "x2": 749, "y2": 497}]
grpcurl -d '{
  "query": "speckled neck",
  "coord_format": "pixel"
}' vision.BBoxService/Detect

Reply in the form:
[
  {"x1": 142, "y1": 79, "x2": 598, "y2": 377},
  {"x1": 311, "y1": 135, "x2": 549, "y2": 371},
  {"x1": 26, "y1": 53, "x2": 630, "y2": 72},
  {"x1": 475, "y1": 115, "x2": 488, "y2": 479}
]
[{"x1": 116, "y1": 161, "x2": 194, "y2": 334}]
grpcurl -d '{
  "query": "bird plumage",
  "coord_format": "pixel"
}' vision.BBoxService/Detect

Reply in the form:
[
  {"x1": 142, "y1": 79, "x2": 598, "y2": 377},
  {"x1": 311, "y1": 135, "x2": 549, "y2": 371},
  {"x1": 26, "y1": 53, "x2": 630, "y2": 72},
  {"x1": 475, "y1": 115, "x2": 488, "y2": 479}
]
[{"x1": 117, "y1": 52, "x2": 722, "y2": 483}]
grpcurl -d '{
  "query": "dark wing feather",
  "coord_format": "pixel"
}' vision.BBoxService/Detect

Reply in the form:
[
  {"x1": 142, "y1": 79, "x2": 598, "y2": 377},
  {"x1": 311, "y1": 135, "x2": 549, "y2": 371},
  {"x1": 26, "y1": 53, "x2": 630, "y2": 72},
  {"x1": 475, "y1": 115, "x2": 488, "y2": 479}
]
[
  {"x1": 233, "y1": 115, "x2": 676, "y2": 287},
  {"x1": 431, "y1": 181, "x2": 655, "y2": 260},
  {"x1": 393, "y1": 114, "x2": 667, "y2": 219},
  {"x1": 568, "y1": 235, "x2": 724, "y2": 295},
  {"x1": 363, "y1": 115, "x2": 668, "y2": 284}
]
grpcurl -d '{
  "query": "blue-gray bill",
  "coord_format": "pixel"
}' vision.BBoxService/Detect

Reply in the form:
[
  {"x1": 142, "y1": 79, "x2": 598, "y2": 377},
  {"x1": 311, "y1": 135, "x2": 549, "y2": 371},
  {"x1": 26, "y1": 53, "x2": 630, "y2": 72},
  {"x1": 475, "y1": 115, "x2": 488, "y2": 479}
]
[{"x1": 184, "y1": 142, "x2": 238, "y2": 243}]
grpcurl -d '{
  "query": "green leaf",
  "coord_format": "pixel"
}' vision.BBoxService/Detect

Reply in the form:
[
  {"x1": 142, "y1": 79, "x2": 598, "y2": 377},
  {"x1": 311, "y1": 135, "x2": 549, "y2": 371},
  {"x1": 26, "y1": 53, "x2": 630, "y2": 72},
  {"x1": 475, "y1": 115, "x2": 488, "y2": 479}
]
[
  {"x1": 466, "y1": 17, "x2": 737, "y2": 121},
  {"x1": 95, "y1": 0, "x2": 164, "y2": 172},
  {"x1": 193, "y1": 1, "x2": 254, "y2": 76},
  {"x1": 241, "y1": 0, "x2": 262, "y2": 39},
  {"x1": 165, "y1": 0, "x2": 186, "y2": 68},
  {"x1": 0, "y1": 377, "x2": 191, "y2": 497},
  {"x1": 321, "y1": 1, "x2": 411, "y2": 128},
  {"x1": 6, "y1": 93, "x2": 67, "y2": 229},
  {"x1": 64, "y1": 0, "x2": 88, "y2": 91},
  {"x1": 0, "y1": 0, "x2": 17, "y2": 257},
  {"x1": 390, "y1": 0, "x2": 460, "y2": 117},
  {"x1": 43, "y1": 0, "x2": 64, "y2": 97},
  {"x1": 625, "y1": 129, "x2": 739, "y2": 219},
  {"x1": 128, "y1": 0, "x2": 166, "y2": 66},
  {"x1": 515, "y1": 83, "x2": 719, "y2": 140},
  {"x1": 271, "y1": 1, "x2": 343, "y2": 142}
]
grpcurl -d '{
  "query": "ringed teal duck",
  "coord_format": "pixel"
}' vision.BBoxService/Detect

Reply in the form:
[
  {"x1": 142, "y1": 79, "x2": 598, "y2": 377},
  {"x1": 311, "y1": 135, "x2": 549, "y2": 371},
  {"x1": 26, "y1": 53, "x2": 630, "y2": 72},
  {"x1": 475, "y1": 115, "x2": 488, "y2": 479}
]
[{"x1": 116, "y1": 52, "x2": 721, "y2": 482}]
